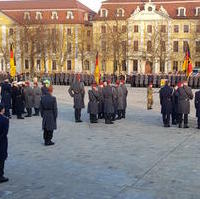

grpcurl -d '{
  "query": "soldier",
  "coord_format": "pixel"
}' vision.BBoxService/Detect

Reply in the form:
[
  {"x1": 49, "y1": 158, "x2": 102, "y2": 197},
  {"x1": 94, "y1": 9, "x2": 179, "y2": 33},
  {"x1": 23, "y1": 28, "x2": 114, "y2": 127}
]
[
  {"x1": 0, "y1": 104, "x2": 9, "y2": 183},
  {"x1": 172, "y1": 85, "x2": 179, "y2": 125},
  {"x1": 98, "y1": 82, "x2": 104, "y2": 119},
  {"x1": 40, "y1": 86, "x2": 57, "y2": 146},
  {"x1": 135, "y1": 73, "x2": 139, "y2": 87},
  {"x1": 33, "y1": 82, "x2": 42, "y2": 116},
  {"x1": 147, "y1": 83, "x2": 153, "y2": 110},
  {"x1": 24, "y1": 81, "x2": 34, "y2": 117},
  {"x1": 144, "y1": 74, "x2": 149, "y2": 88},
  {"x1": 140, "y1": 74, "x2": 144, "y2": 87},
  {"x1": 68, "y1": 74, "x2": 85, "y2": 123},
  {"x1": 121, "y1": 80, "x2": 128, "y2": 118},
  {"x1": 153, "y1": 74, "x2": 157, "y2": 88},
  {"x1": 1, "y1": 79, "x2": 12, "y2": 118},
  {"x1": 195, "y1": 89, "x2": 200, "y2": 129},
  {"x1": 103, "y1": 80, "x2": 114, "y2": 124},
  {"x1": 88, "y1": 83, "x2": 99, "y2": 123},
  {"x1": 112, "y1": 82, "x2": 118, "y2": 121},
  {"x1": 60, "y1": 73, "x2": 64, "y2": 85},
  {"x1": 175, "y1": 81, "x2": 193, "y2": 128},
  {"x1": 159, "y1": 81, "x2": 173, "y2": 127},
  {"x1": 11, "y1": 81, "x2": 18, "y2": 115}
]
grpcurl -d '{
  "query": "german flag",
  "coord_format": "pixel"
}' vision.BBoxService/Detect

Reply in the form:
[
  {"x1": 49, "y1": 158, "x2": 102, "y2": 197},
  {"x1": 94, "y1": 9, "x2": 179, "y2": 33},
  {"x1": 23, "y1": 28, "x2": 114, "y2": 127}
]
[
  {"x1": 94, "y1": 52, "x2": 100, "y2": 84},
  {"x1": 10, "y1": 44, "x2": 16, "y2": 78}
]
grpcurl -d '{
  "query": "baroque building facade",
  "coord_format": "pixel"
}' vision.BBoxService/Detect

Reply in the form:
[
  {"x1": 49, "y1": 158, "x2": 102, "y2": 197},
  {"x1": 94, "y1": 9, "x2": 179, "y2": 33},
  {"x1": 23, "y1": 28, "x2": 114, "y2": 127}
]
[{"x1": 0, "y1": 0, "x2": 200, "y2": 75}]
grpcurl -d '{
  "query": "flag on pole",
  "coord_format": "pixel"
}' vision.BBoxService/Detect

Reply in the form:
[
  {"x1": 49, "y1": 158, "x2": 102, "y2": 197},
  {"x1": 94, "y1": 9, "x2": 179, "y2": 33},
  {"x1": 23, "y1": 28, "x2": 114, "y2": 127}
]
[
  {"x1": 94, "y1": 52, "x2": 100, "y2": 84},
  {"x1": 10, "y1": 44, "x2": 16, "y2": 78},
  {"x1": 182, "y1": 43, "x2": 193, "y2": 77}
]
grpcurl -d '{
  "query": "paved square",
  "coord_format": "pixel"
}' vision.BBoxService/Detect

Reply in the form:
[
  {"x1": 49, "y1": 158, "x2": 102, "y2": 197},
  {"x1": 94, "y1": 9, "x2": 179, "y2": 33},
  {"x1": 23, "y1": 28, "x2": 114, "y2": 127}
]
[{"x1": 0, "y1": 86, "x2": 199, "y2": 199}]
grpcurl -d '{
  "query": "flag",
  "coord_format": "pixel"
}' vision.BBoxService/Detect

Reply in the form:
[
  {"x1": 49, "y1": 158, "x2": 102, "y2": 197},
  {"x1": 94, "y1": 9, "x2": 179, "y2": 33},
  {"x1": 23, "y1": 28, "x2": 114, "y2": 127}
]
[
  {"x1": 182, "y1": 43, "x2": 193, "y2": 77},
  {"x1": 10, "y1": 44, "x2": 16, "y2": 78},
  {"x1": 94, "y1": 52, "x2": 100, "y2": 84}
]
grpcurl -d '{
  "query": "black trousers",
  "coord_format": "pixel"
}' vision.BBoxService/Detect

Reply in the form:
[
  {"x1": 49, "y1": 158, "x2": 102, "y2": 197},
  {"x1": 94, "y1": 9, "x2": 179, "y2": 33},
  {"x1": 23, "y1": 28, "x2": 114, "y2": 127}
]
[
  {"x1": 34, "y1": 108, "x2": 40, "y2": 115},
  {"x1": 43, "y1": 129, "x2": 53, "y2": 143},
  {"x1": 122, "y1": 110, "x2": 126, "y2": 118},
  {"x1": 75, "y1": 109, "x2": 81, "y2": 121},
  {"x1": 172, "y1": 111, "x2": 177, "y2": 124},
  {"x1": 0, "y1": 160, "x2": 5, "y2": 177},
  {"x1": 5, "y1": 107, "x2": 10, "y2": 117},
  {"x1": 26, "y1": 108, "x2": 32, "y2": 116},
  {"x1": 90, "y1": 114, "x2": 97, "y2": 122},
  {"x1": 198, "y1": 117, "x2": 200, "y2": 128},
  {"x1": 105, "y1": 113, "x2": 112, "y2": 123},
  {"x1": 162, "y1": 113, "x2": 170, "y2": 125},
  {"x1": 179, "y1": 114, "x2": 188, "y2": 125}
]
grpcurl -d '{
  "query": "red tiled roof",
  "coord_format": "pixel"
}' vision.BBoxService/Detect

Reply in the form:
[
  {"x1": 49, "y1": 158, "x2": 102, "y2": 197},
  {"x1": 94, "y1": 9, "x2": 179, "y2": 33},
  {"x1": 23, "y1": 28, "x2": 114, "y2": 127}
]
[
  {"x1": 94, "y1": 0, "x2": 200, "y2": 20},
  {"x1": 0, "y1": 0, "x2": 96, "y2": 24}
]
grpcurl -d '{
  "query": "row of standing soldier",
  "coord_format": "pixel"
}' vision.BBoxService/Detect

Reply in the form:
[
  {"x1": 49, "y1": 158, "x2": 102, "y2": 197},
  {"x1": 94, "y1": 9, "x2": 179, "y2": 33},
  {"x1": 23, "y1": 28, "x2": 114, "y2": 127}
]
[{"x1": 68, "y1": 75, "x2": 128, "y2": 124}]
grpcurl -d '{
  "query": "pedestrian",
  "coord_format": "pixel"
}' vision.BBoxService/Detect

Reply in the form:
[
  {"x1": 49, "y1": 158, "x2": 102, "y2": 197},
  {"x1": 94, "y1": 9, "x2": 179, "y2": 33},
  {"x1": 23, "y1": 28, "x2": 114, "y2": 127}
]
[
  {"x1": 195, "y1": 89, "x2": 200, "y2": 129},
  {"x1": 24, "y1": 81, "x2": 34, "y2": 117},
  {"x1": 1, "y1": 79, "x2": 12, "y2": 118},
  {"x1": 40, "y1": 85, "x2": 57, "y2": 146},
  {"x1": 147, "y1": 83, "x2": 153, "y2": 110},
  {"x1": 103, "y1": 80, "x2": 114, "y2": 124},
  {"x1": 33, "y1": 82, "x2": 42, "y2": 116},
  {"x1": 175, "y1": 81, "x2": 193, "y2": 128},
  {"x1": 88, "y1": 83, "x2": 99, "y2": 123},
  {"x1": 159, "y1": 81, "x2": 173, "y2": 127},
  {"x1": 68, "y1": 74, "x2": 85, "y2": 123},
  {"x1": 0, "y1": 103, "x2": 9, "y2": 183}
]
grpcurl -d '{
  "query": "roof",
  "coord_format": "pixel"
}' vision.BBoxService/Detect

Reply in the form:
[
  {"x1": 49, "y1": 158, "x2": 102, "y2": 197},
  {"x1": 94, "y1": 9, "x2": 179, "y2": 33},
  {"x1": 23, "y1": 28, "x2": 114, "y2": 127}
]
[
  {"x1": 0, "y1": 0, "x2": 96, "y2": 24},
  {"x1": 94, "y1": 0, "x2": 200, "y2": 20}
]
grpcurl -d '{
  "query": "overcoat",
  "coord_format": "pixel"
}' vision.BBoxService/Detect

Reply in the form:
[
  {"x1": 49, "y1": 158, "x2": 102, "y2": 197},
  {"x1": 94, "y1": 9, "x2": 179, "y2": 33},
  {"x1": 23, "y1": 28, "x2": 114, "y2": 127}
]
[
  {"x1": 1, "y1": 82, "x2": 12, "y2": 109},
  {"x1": 116, "y1": 86, "x2": 123, "y2": 110},
  {"x1": 40, "y1": 93, "x2": 57, "y2": 131},
  {"x1": 103, "y1": 85, "x2": 114, "y2": 114},
  {"x1": 195, "y1": 91, "x2": 200, "y2": 117},
  {"x1": 87, "y1": 89, "x2": 99, "y2": 115},
  {"x1": 175, "y1": 86, "x2": 193, "y2": 114},
  {"x1": 24, "y1": 86, "x2": 34, "y2": 108},
  {"x1": 68, "y1": 81, "x2": 85, "y2": 109},
  {"x1": 33, "y1": 86, "x2": 42, "y2": 108},
  {"x1": 98, "y1": 86, "x2": 104, "y2": 113},
  {"x1": 0, "y1": 114, "x2": 9, "y2": 161},
  {"x1": 121, "y1": 84, "x2": 128, "y2": 109}
]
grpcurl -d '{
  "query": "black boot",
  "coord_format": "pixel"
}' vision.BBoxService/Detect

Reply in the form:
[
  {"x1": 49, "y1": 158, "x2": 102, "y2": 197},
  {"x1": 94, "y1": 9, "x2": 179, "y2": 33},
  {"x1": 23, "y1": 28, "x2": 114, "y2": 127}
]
[{"x1": 0, "y1": 176, "x2": 9, "y2": 183}]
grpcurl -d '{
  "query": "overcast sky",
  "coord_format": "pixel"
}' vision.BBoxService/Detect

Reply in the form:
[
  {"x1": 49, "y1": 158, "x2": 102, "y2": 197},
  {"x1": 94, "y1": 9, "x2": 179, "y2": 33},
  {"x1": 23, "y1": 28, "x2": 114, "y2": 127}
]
[{"x1": 79, "y1": 0, "x2": 102, "y2": 12}]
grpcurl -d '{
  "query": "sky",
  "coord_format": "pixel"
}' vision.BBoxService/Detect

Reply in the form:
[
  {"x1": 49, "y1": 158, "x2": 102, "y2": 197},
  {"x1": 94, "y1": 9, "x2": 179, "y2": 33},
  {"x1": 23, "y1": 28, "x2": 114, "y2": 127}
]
[{"x1": 79, "y1": 0, "x2": 102, "y2": 12}]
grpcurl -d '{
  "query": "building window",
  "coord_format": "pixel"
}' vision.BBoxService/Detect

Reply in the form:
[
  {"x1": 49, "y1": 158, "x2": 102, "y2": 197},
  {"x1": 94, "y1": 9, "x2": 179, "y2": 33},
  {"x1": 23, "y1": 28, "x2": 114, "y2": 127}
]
[
  {"x1": 160, "y1": 61, "x2": 165, "y2": 73},
  {"x1": 37, "y1": 60, "x2": 41, "y2": 70},
  {"x1": 160, "y1": 25, "x2": 166, "y2": 33},
  {"x1": 160, "y1": 41, "x2": 166, "y2": 52},
  {"x1": 52, "y1": 60, "x2": 57, "y2": 70},
  {"x1": 67, "y1": 42, "x2": 72, "y2": 53},
  {"x1": 184, "y1": 25, "x2": 189, "y2": 33},
  {"x1": 51, "y1": 11, "x2": 58, "y2": 20},
  {"x1": 113, "y1": 25, "x2": 117, "y2": 32},
  {"x1": 87, "y1": 30, "x2": 91, "y2": 37},
  {"x1": 196, "y1": 25, "x2": 200, "y2": 33},
  {"x1": 66, "y1": 11, "x2": 74, "y2": 19},
  {"x1": 178, "y1": 7, "x2": 186, "y2": 17},
  {"x1": 101, "y1": 41, "x2": 106, "y2": 51},
  {"x1": 133, "y1": 59, "x2": 138, "y2": 72},
  {"x1": 67, "y1": 60, "x2": 72, "y2": 70},
  {"x1": 25, "y1": 59, "x2": 29, "y2": 69},
  {"x1": 36, "y1": 12, "x2": 42, "y2": 20},
  {"x1": 121, "y1": 60, "x2": 126, "y2": 71},
  {"x1": 196, "y1": 41, "x2": 200, "y2": 53},
  {"x1": 36, "y1": 43, "x2": 41, "y2": 53},
  {"x1": 67, "y1": 28, "x2": 72, "y2": 36},
  {"x1": 173, "y1": 61, "x2": 178, "y2": 71},
  {"x1": 173, "y1": 41, "x2": 178, "y2": 52},
  {"x1": 101, "y1": 25, "x2": 106, "y2": 33},
  {"x1": 116, "y1": 8, "x2": 124, "y2": 17},
  {"x1": 134, "y1": 25, "x2": 139, "y2": 33},
  {"x1": 147, "y1": 41, "x2": 152, "y2": 53},
  {"x1": 84, "y1": 13, "x2": 88, "y2": 21},
  {"x1": 147, "y1": 25, "x2": 152, "y2": 33},
  {"x1": 122, "y1": 25, "x2": 127, "y2": 33},
  {"x1": 87, "y1": 44, "x2": 91, "y2": 51},
  {"x1": 24, "y1": 12, "x2": 30, "y2": 20},
  {"x1": 195, "y1": 61, "x2": 200, "y2": 68},
  {"x1": 84, "y1": 60, "x2": 90, "y2": 70},
  {"x1": 133, "y1": 41, "x2": 138, "y2": 51},
  {"x1": 195, "y1": 7, "x2": 200, "y2": 16},
  {"x1": 100, "y1": 9, "x2": 108, "y2": 17},
  {"x1": 174, "y1": 25, "x2": 179, "y2": 33},
  {"x1": 9, "y1": 28, "x2": 14, "y2": 35},
  {"x1": 183, "y1": 41, "x2": 188, "y2": 52}
]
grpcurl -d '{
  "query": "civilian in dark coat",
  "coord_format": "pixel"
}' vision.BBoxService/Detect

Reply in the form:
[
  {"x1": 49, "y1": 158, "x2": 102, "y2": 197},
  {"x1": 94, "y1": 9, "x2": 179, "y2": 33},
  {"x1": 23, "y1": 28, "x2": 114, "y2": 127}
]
[
  {"x1": 171, "y1": 85, "x2": 178, "y2": 125},
  {"x1": 159, "y1": 81, "x2": 173, "y2": 127},
  {"x1": 15, "y1": 84, "x2": 24, "y2": 119},
  {"x1": 88, "y1": 84, "x2": 99, "y2": 123},
  {"x1": 40, "y1": 86, "x2": 57, "y2": 146},
  {"x1": 0, "y1": 104, "x2": 9, "y2": 183},
  {"x1": 175, "y1": 82, "x2": 193, "y2": 128},
  {"x1": 195, "y1": 90, "x2": 200, "y2": 129},
  {"x1": 68, "y1": 75, "x2": 85, "y2": 123},
  {"x1": 103, "y1": 81, "x2": 114, "y2": 124},
  {"x1": 1, "y1": 80, "x2": 12, "y2": 118},
  {"x1": 11, "y1": 82, "x2": 18, "y2": 115}
]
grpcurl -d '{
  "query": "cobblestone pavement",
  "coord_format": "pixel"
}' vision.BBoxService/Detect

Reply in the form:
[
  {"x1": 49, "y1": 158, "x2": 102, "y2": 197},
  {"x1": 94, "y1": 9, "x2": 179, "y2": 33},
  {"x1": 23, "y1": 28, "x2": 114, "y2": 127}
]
[{"x1": 0, "y1": 86, "x2": 200, "y2": 199}]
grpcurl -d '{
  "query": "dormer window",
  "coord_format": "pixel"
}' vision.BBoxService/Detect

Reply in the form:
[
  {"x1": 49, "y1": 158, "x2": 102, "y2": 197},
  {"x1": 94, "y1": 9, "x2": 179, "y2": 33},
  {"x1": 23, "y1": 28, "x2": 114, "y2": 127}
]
[
  {"x1": 116, "y1": 8, "x2": 124, "y2": 17},
  {"x1": 67, "y1": 11, "x2": 74, "y2": 19},
  {"x1": 148, "y1": 7, "x2": 153, "y2": 12},
  {"x1": 36, "y1": 12, "x2": 42, "y2": 20},
  {"x1": 195, "y1": 7, "x2": 200, "y2": 16},
  {"x1": 100, "y1": 9, "x2": 108, "y2": 18},
  {"x1": 51, "y1": 11, "x2": 58, "y2": 20},
  {"x1": 24, "y1": 12, "x2": 30, "y2": 20},
  {"x1": 178, "y1": 7, "x2": 186, "y2": 17},
  {"x1": 84, "y1": 13, "x2": 88, "y2": 21}
]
